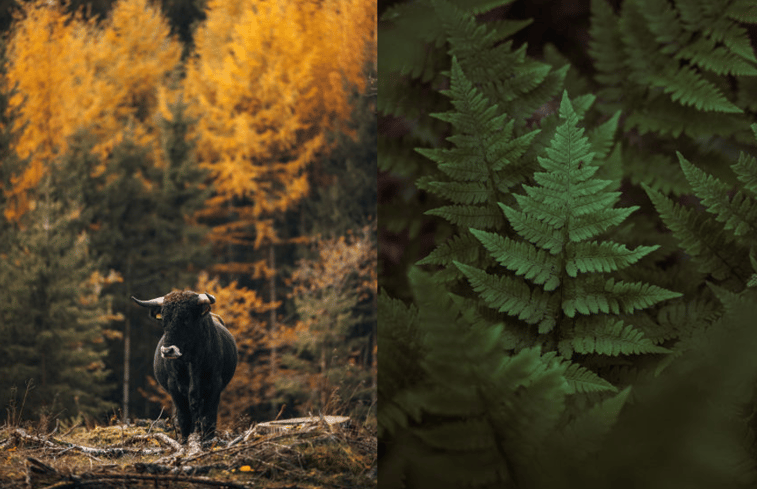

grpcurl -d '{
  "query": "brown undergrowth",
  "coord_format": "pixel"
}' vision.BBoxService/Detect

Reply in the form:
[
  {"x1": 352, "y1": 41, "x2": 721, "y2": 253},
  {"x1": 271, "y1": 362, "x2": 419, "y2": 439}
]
[{"x1": 0, "y1": 416, "x2": 376, "y2": 488}]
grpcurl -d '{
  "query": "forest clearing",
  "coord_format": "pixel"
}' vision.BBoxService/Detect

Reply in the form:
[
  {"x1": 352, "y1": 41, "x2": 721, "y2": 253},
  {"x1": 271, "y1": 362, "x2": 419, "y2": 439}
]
[
  {"x1": 1, "y1": 414, "x2": 376, "y2": 488},
  {"x1": 0, "y1": 0, "x2": 377, "y2": 454}
]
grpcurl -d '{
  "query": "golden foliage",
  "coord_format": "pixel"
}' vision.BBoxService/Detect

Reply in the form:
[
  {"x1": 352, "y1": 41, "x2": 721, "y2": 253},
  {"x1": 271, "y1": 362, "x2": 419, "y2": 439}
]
[
  {"x1": 4, "y1": 0, "x2": 181, "y2": 220},
  {"x1": 278, "y1": 222, "x2": 376, "y2": 394},
  {"x1": 195, "y1": 271, "x2": 272, "y2": 354},
  {"x1": 185, "y1": 0, "x2": 376, "y2": 246},
  {"x1": 289, "y1": 223, "x2": 377, "y2": 302}
]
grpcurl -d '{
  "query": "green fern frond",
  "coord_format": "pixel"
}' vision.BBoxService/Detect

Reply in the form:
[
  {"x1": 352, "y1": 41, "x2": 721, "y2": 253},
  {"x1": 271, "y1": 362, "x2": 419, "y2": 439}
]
[
  {"x1": 459, "y1": 91, "x2": 680, "y2": 345},
  {"x1": 377, "y1": 292, "x2": 424, "y2": 436},
  {"x1": 650, "y1": 65, "x2": 741, "y2": 113},
  {"x1": 432, "y1": 0, "x2": 567, "y2": 121},
  {"x1": 625, "y1": 95, "x2": 748, "y2": 139},
  {"x1": 416, "y1": 233, "x2": 480, "y2": 267},
  {"x1": 565, "y1": 241, "x2": 660, "y2": 277},
  {"x1": 565, "y1": 318, "x2": 670, "y2": 356},
  {"x1": 676, "y1": 37, "x2": 757, "y2": 77},
  {"x1": 547, "y1": 386, "x2": 631, "y2": 464},
  {"x1": 561, "y1": 276, "x2": 679, "y2": 317},
  {"x1": 731, "y1": 127, "x2": 757, "y2": 193},
  {"x1": 470, "y1": 228, "x2": 561, "y2": 290},
  {"x1": 643, "y1": 183, "x2": 749, "y2": 282},
  {"x1": 625, "y1": 148, "x2": 692, "y2": 196},
  {"x1": 678, "y1": 152, "x2": 757, "y2": 239},
  {"x1": 541, "y1": 351, "x2": 618, "y2": 394},
  {"x1": 423, "y1": 180, "x2": 490, "y2": 205},
  {"x1": 591, "y1": 0, "x2": 754, "y2": 142},
  {"x1": 563, "y1": 362, "x2": 618, "y2": 394},
  {"x1": 588, "y1": 0, "x2": 627, "y2": 90},
  {"x1": 500, "y1": 202, "x2": 564, "y2": 254},
  {"x1": 651, "y1": 299, "x2": 718, "y2": 341},
  {"x1": 415, "y1": 58, "x2": 537, "y2": 235},
  {"x1": 425, "y1": 204, "x2": 502, "y2": 229},
  {"x1": 404, "y1": 267, "x2": 577, "y2": 487},
  {"x1": 726, "y1": 0, "x2": 757, "y2": 24},
  {"x1": 685, "y1": 3, "x2": 757, "y2": 63},
  {"x1": 587, "y1": 111, "x2": 622, "y2": 160},
  {"x1": 454, "y1": 260, "x2": 558, "y2": 333},
  {"x1": 603, "y1": 278, "x2": 683, "y2": 314}
]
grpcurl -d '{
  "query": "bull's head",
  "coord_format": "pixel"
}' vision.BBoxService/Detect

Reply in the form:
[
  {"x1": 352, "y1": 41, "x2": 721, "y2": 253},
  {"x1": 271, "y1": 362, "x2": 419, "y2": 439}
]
[{"x1": 131, "y1": 291, "x2": 216, "y2": 360}]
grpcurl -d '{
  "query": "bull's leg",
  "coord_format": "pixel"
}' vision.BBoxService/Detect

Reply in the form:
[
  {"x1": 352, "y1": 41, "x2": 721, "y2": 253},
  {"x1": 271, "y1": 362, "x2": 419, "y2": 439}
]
[
  {"x1": 189, "y1": 391, "x2": 220, "y2": 441},
  {"x1": 171, "y1": 394, "x2": 192, "y2": 442},
  {"x1": 198, "y1": 391, "x2": 221, "y2": 441},
  {"x1": 187, "y1": 380, "x2": 210, "y2": 439}
]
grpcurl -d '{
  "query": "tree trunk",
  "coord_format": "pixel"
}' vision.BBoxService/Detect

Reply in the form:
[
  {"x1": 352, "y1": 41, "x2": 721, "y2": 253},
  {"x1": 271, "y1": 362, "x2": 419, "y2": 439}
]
[
  {"x1": 269, "y1": 245, "x2": 277, "y2": 419},
  {"x1": 320, "y1": 345, "x2": 327, "y2": 408},
  {"x1": 371, "y1": 295, "x2": 377, "y2": 407},
  {"x1": 123, "y1": 255, "x2": 132, "y2": 424}
]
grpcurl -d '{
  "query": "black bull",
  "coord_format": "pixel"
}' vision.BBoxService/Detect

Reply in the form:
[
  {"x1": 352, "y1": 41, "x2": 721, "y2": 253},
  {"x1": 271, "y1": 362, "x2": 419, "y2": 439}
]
[{"x1": 132, "y1": 290, "x2": 237, "y2": 442}]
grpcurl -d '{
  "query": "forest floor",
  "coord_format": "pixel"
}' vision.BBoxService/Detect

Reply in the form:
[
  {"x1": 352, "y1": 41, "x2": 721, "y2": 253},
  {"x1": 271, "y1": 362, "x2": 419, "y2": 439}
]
[{"x1": 0, "y1": 415, "x2": 376, "y2": 488}]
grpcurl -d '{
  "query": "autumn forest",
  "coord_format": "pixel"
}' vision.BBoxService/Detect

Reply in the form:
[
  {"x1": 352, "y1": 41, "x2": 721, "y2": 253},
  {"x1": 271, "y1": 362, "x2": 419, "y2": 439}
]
[{"x1": 0, "y1": 0, "x2": 377, "y2": 431}]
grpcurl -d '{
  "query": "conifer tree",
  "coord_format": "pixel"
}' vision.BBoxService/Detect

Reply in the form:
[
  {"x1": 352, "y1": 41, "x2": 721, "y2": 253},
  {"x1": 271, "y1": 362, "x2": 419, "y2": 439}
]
[
  {"x1": 184, "y1": 0, "x2": 375, "y2": 418},
  {"x1": 0, "y1": 151, "x2": 120, "y2": 422},
  {"x1": 75, "y1": 99, "x2": 211, "y2": 421},
  {"x1": 301, "y1": 94, "x2": 377, "y2": 239},
  {"x1": 285, "y1": 225, "x2": 377, "y2": 417}
]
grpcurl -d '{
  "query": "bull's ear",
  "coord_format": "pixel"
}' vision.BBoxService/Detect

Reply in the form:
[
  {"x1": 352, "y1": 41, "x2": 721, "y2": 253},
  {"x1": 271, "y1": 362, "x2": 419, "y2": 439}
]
[
  {"x1": 150, "y1": 308, "x2": 163, "y2": 320},
  {"x1": 201, "y1": 304, "x2": 211, "y2": 316}
]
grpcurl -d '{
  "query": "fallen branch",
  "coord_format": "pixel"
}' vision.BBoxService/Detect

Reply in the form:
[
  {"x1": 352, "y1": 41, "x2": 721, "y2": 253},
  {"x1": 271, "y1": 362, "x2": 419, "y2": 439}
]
[
  {"x1": 126, "y1": 432, "x2": 182, "y2": 451},
  {"x1": 11, "y1": 428, "x2": 59, "y2": 449},
  {"x1": 227, "y1": 423, "x2": 257, "y2": 447},
  {"x1": 58, "y1": 444, "x2": 166, "y2": 457},
  {"x1": 27, "y1": 457, "x2": 246, "y2": 488},
  {"x1": 133, "y1": 461, "x2": 228, "y2": 475},
  {"x1": 38, "y1": 473, "x2": 247, "y2": 489},
  {"x1": 10, "y1": 428, "x2": 169, "y2": 458}
]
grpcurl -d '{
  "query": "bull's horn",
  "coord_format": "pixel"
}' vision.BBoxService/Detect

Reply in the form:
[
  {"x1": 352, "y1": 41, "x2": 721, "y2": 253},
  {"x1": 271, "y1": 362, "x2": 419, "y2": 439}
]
[
  {"x1": 197, "y1": 292, "x2": 216, "y2": 305},
  {"x1": 131, "y1": 296, "x2": 164, "y2": 307}
]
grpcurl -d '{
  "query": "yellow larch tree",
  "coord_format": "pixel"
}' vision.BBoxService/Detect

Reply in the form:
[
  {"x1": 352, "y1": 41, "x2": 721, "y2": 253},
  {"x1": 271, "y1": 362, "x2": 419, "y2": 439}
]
[
  {"x1": 3, "y1": 0, "x2": 181, "y2": 220},
  {"x1": 184, "y1": 0, "x2": 375, "y2": 418},
  {"x1": 184, "y1": 0, "x2": 377, "y2": 255},
  {"x1": 283, "y1": 223, "x2": 377, "y2": 412},
  {"x1": 3, "y1": 2, "x2": 95, "y2": 220}
]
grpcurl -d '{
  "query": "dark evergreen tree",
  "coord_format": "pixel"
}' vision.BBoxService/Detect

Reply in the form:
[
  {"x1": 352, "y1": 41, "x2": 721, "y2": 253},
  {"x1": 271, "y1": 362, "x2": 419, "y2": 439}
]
[
  {"x1": 79, "y1": 99, "x2": 211, "y2": 421},
  {"x1": 289, "y1": 90, "x2": 377, "y2": 418},
  {"x1": 0, "y1": 36, "x2": 117, "y2": 424},
  {"x1": 300, "y1": 92, "x2": 377, "y2": 238},
  {"x1": 0, "y1": 158, "x2": 118, "y2": 424}
]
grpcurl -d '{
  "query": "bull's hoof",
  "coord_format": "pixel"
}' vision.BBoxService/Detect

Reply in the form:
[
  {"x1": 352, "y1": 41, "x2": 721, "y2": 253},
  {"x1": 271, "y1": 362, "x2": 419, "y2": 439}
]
[{"x1": 186, "y1": 433, "x2": 202, "y2": 456}]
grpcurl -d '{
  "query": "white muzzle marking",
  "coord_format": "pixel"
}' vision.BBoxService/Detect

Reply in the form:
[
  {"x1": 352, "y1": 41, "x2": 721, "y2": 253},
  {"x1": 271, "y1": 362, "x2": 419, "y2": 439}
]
[{"x1": 161, "y1": 345, "x2": 182, "y2": 359}]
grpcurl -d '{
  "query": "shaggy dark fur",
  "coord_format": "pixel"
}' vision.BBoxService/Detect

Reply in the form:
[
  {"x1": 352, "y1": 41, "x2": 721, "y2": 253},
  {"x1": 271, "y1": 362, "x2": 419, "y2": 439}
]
[{"x1": 133, "y1": 290, "x2": 237, "y2": 442}]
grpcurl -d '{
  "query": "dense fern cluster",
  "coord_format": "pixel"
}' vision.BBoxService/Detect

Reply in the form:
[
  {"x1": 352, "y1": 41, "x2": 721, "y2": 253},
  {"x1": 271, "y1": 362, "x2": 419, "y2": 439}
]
[{"x1": 380, "y1": 0, "x2": 757, "y2": 487}]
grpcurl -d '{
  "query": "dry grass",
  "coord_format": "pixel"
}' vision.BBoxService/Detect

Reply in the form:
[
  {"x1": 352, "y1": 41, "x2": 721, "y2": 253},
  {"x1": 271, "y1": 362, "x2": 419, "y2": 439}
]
[{"x1": 0, "y1": 415, "x2": 376, "y2": 488}]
